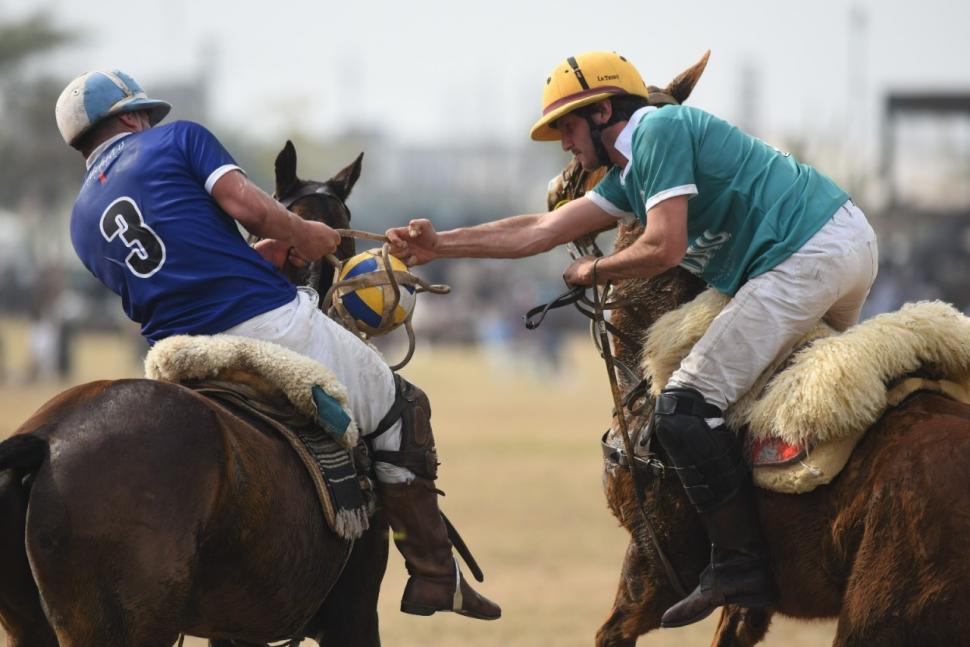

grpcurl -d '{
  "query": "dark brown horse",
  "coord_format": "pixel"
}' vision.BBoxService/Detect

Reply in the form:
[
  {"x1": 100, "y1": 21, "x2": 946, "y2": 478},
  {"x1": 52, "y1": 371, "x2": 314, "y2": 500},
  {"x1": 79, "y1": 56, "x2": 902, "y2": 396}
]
[
  {"x1": 0, "y1": 143, "x2": 391, "y2": 647},
  {"x1": 551, "y1": 167, "x2": 970, "y2": 646}
]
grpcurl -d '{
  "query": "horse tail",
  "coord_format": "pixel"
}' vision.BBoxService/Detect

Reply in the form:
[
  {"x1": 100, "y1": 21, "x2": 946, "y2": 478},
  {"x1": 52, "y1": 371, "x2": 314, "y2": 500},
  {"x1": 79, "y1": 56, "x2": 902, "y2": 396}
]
[
  {"x1": 0, "y1": 433, "x2": 53, "y2": 640},
  {"x1": 0, "y1": 434, "x2": 47, "y2": 476}
]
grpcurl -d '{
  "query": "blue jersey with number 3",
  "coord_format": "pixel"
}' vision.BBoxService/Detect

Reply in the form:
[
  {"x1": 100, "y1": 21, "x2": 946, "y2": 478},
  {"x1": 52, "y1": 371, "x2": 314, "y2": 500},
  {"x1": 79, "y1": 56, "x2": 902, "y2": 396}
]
[{"x1": 70, "y1": 120, "x2": 296, "y2": 343}]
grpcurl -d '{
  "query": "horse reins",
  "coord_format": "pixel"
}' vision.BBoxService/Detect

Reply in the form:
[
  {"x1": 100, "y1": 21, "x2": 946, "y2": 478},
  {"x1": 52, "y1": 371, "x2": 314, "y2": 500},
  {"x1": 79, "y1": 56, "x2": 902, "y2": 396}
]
[
  {"x1": 526, "y1": 179, "x2": 688, "y2": 597},
  {"x1": 588, "y1": 263, "x2": 688, "y2": 599}
]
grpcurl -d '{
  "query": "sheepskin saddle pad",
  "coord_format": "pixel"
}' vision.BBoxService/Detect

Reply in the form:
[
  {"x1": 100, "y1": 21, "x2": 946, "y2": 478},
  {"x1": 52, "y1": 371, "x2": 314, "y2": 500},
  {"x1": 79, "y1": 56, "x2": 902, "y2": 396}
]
[
  {"x1": 145, "y1": 334, "x2": 370, "y2": 539},
  {"x1": 643, "y1": 291, "x2": 970, "y2": 494}
]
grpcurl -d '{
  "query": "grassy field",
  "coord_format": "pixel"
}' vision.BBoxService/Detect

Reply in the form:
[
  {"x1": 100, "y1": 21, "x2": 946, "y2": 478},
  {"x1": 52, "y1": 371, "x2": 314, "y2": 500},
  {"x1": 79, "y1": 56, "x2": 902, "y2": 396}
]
[{"x1": 0, "y1": 319, "x2": 837, "y2": 646}]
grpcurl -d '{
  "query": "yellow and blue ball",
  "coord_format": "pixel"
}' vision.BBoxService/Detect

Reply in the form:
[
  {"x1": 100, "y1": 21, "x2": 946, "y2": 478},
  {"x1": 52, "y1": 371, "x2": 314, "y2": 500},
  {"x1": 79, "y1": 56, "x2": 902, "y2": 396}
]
[{"x1": 335, "y1": 250, "x2": 416, "y2": 335}]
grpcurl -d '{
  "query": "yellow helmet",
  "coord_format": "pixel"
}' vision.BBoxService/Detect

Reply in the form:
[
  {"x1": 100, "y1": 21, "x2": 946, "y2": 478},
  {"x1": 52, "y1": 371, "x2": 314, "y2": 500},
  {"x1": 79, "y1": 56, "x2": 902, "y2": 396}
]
[{"x1": 530, "y1": 51, "x2": 649, "y2": 142}]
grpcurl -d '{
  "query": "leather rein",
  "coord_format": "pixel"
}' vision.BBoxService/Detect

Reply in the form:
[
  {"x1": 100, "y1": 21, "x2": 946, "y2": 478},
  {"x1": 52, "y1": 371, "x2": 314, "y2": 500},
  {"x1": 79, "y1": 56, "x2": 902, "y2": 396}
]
[
  {"x1": 274, "y1": 184, "x2": 450, "y2": 371},
  {"x1": 525, "y1": 230, "x2": 688, "y2": 600}
]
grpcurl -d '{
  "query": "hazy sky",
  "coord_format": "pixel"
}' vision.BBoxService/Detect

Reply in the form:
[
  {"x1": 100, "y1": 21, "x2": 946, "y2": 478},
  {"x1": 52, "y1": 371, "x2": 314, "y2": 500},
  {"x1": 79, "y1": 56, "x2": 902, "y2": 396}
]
[{"x1": 7, "y1": 0, "x2": 970, "y2": 149}]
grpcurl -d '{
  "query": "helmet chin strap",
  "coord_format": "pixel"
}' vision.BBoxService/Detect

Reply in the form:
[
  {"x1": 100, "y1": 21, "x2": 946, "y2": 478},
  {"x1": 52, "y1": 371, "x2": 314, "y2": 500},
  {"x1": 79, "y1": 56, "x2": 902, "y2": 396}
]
[{"x1": 584, "y1": 113, "x2": 619, "y2": 169}]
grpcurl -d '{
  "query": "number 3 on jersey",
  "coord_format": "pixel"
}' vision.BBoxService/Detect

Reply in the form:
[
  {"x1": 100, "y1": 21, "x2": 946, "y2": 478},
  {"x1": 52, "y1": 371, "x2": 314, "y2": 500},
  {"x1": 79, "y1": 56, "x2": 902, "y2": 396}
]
[{"x1": 100, "y1": 197, "x2": 166, "y2": 278}]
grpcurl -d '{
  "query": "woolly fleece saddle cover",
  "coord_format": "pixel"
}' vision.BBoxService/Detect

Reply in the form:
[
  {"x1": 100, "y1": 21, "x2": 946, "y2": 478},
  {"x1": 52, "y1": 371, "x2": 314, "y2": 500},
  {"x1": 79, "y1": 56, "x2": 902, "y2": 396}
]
[
  {"x1": 144, "y1": 335, "x2": 368, "y2": 538},
  {"x1": 145, "y1": 334, "x2": 360, "y2": 449},
  {"x1": 642, "y1": 291, "x2": 970, "y2": 493}
]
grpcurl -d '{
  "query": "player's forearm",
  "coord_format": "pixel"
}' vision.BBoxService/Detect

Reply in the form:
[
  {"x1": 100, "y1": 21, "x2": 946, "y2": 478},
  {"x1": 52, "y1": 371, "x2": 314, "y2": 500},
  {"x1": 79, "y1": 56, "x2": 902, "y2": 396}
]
[
  {"x1": 213, "y1": 172, "x2": 302, "y2": 244},
  {"x1": 592, "y1": 195, "x2": 688, "y2": 282},
  {"x1": 595, "y1": 235, "x2": 683, "y2": 281},
  {"x1": 435, "y1": 213, "x2": 561, "y2": 259},
  {"x1": 230, "y1": 186, "x2": 300, "y2": 242}
]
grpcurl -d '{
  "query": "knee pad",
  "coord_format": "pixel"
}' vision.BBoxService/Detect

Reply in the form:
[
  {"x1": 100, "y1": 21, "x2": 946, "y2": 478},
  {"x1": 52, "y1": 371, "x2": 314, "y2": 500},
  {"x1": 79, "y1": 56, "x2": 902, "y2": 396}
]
[
  {"x1": 653, "y1": 388, "x2": 746, "y2": 510},
  {"x1": 370, "y1": 376, "x2": 439, "y2": 480}
]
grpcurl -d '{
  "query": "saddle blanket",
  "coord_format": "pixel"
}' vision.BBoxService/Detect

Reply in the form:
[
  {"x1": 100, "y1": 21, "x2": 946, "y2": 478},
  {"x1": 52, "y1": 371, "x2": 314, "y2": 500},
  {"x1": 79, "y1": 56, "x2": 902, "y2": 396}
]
[
  {"x1": 642, "y1": 292, "x2": 970, "y2": 493},
  {"x1": 145, "y1": 334, "x2": 370, "y2": 539}
]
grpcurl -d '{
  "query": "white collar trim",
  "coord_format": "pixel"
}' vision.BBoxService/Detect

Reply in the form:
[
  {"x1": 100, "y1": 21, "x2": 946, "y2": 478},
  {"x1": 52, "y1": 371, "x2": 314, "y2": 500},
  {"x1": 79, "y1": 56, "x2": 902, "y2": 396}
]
[{"x1": 616, "y1": 106, "x2": 658, "y2": 183}]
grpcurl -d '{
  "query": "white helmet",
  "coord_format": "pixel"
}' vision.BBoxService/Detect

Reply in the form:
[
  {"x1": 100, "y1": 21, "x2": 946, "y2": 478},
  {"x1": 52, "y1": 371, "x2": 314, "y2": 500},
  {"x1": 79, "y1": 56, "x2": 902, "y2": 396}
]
[{"x1": 55, "y1": 69, "x2": 171, "y2": 146}]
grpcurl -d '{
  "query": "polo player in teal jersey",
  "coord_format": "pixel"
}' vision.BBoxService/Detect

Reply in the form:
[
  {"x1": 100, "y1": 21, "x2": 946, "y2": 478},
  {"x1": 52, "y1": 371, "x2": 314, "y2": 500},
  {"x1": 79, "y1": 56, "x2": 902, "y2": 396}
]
[{"x1": 387, "y1": 50, "x2": 878, "y2": 627}]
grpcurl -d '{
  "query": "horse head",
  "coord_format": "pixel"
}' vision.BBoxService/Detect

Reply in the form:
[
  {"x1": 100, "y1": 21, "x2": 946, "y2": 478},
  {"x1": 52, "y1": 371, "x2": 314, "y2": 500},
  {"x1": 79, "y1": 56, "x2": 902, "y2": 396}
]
[{"x1": 273, "y1": 140, "x2": 362, "y2": 299}]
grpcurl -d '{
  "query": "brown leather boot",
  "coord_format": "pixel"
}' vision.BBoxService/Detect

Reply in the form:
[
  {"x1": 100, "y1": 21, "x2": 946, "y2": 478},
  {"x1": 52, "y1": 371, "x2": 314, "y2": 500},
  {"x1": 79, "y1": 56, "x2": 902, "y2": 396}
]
[
  {"x1": 371, "y1": 377, "x2": 500, "y2": 621},
  {"x1": 380, "y1": 479, "x2": 501, "y2": 620}
]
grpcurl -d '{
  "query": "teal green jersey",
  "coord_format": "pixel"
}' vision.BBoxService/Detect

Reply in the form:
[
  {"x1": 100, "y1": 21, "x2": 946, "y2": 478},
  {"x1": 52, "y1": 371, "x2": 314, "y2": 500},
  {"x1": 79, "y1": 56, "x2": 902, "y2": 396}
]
[{"x1": 588, "y1": 105, "x2": 848, "y2": 295}]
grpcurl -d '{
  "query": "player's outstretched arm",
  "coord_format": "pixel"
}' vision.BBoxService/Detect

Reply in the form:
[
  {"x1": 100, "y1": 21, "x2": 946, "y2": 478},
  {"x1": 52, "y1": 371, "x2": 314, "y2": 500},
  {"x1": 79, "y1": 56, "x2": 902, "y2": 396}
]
[{"x1": 385, "y1": 196, "x2": 617, "y2": 266}]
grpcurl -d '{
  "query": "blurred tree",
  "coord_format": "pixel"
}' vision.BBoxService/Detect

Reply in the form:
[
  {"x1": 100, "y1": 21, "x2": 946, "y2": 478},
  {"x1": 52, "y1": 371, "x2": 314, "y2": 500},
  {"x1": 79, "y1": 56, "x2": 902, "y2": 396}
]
[
  {"x1": 0, "y1": 12, "x2": 80, "y2": 213},
  {"x1": 0, "y1": 79, "x2": 82, "y2": 209},
  {"x1": 0, "y1": 12, "x2": 73, "y2": 73}
]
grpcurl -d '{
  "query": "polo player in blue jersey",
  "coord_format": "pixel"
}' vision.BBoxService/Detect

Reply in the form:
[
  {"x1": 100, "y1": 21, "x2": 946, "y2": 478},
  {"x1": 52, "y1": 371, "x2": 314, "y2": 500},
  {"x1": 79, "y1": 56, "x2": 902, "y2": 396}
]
[
  {"x1": 56, "y1": 69, "x2": 499, "y2": 620},
  {"x1": 387, "y1": 50, "x2": 878, "y2": 627}
]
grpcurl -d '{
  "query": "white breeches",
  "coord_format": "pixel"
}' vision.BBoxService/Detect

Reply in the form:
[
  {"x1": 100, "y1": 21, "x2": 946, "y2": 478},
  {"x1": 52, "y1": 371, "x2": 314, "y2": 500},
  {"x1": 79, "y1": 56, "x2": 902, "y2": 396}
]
[
  {"x1": 667, "y1": 201, "x2": 879, "y2": 412},
  {"x1": 224, "y1": 287, "x2": 412, "y2": 483}
]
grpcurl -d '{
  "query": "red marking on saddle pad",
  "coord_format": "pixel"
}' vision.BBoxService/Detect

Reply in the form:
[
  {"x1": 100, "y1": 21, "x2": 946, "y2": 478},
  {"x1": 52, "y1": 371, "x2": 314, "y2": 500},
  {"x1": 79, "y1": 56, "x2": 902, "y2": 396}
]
[
  {"x1": 749, "y1": 437, "x2": 806, "y2": 467},
  {"x1": 99, "y1": 172, "x2": 107, "y2": 184}
]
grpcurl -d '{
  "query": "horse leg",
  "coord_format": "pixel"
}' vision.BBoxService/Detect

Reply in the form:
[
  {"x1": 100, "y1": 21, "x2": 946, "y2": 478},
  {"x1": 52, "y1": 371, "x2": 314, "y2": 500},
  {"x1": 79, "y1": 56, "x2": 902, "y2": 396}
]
[
  {"x1": 834, "y1": 555, "x2": 970, "y2": 647},
  {"x1": 25, "y1": 492, "x2": 187, "y2": 647},
  {"x1": 595, "y1": 539, "x2": 664, "y2": 647},
  {"x1": 312, "y1": 511, "x2": 390, "y2": 647},
  {"x1": 0, "y1": 472, "x2": 58, "y2": 647},
  {"x1": 710, "y1": 605, "x2": 773, "y2": 647},
  {"x1": 596, "y1": 538, "x2": 770, "y2": 647},
  {"x1": 212, "y1": 520, "x2": 390, "y2": 647},
  {"x1": 832, "y1": 587, "x2": 909, "y2": 647},
  {"x1": 22, "y1": 444, "x2": 207, "y2": 647}
]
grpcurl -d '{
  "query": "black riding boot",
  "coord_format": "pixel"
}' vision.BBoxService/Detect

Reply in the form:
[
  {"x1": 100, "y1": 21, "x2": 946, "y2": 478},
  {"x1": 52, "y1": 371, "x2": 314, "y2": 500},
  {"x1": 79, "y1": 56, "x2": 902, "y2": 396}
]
[
  {"x1": 372, "y1": 377, "x2": 501, "y2": 621},
  {"x1": 653, "y1": 388, "x2": 776, "y2": 628}
]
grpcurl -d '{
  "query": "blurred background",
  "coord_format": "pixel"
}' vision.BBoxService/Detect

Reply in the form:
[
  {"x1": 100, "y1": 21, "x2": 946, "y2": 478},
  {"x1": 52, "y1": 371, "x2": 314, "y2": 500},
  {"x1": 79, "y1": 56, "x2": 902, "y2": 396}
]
[
  {"x1": 0, "y1": 0, "x2": 969, "y2": 383},
  {"x1": 0, "y1": 0, "x2": 967, "y2": 644}
]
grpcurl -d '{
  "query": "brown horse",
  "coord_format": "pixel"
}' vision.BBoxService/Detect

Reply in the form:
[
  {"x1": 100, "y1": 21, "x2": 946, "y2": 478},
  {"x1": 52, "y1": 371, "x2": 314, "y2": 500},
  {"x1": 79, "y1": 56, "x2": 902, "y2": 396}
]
[
  {"x1": 0, "y1": 143, "x2": 392, "y2": 647},
  {"x1": 550, "y1": 167, "x2": 970, "y2": 646}
]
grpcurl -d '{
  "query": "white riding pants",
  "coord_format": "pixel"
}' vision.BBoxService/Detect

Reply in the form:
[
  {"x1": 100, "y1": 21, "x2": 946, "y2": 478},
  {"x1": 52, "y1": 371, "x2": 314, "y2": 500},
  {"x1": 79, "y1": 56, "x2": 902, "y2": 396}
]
[
  {"x1": 224, "y1": 287, "x2": 412, "y2": 484},
  {"x1": 667, "y1": 201, "x2": 879, "y2": 412}
]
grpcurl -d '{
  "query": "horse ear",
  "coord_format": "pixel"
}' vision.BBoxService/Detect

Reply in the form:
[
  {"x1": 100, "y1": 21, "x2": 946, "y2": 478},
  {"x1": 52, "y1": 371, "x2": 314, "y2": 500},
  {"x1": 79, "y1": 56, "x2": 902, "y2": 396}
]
[
  {"x1": 330, "y1": 152, "x2": 364, "y2": 202},
  {"x1": 274, "y1": 140, "x2": 299, "y2": 198},
  {"x1": 664, "y1": 50, "x2": 711, "y2": 105}
]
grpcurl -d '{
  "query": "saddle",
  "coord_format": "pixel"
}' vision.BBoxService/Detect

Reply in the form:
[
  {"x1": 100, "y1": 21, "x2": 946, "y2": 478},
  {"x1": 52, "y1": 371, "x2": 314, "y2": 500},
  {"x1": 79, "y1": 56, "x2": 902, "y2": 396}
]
[
  {"x1": 642, "y1": 291, "x2": 970, "y2": 493},
  {"x1": 145, "y1": 334, "x2": 372, "y2": 539}
]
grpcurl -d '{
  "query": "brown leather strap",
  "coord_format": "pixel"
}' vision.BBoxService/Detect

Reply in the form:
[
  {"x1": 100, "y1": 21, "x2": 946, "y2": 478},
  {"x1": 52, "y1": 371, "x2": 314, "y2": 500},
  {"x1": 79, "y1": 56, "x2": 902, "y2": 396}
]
[
  {"x1": 371, "y1": 387, "x2": 408, "y2": 439},
  {"x1": 334, "y1": 228, "x2": 388, "y2": 244},
  {"x1": 371, "y1": 448, "x2": 439, "y2": 480},
  {"x1": 277, "y1": 183, "x2": 341, "y2": 210}
]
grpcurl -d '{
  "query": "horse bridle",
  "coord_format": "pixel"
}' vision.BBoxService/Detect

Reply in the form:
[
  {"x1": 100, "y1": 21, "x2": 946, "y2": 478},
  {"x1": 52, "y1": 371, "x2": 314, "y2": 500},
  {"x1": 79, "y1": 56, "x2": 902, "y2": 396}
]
[
  {"x1": 276, "y1": 182, "x2": 351, "y2": 221},
  {"x1": 273, "y1": 182, "x2": 354, "y2": 295}
]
